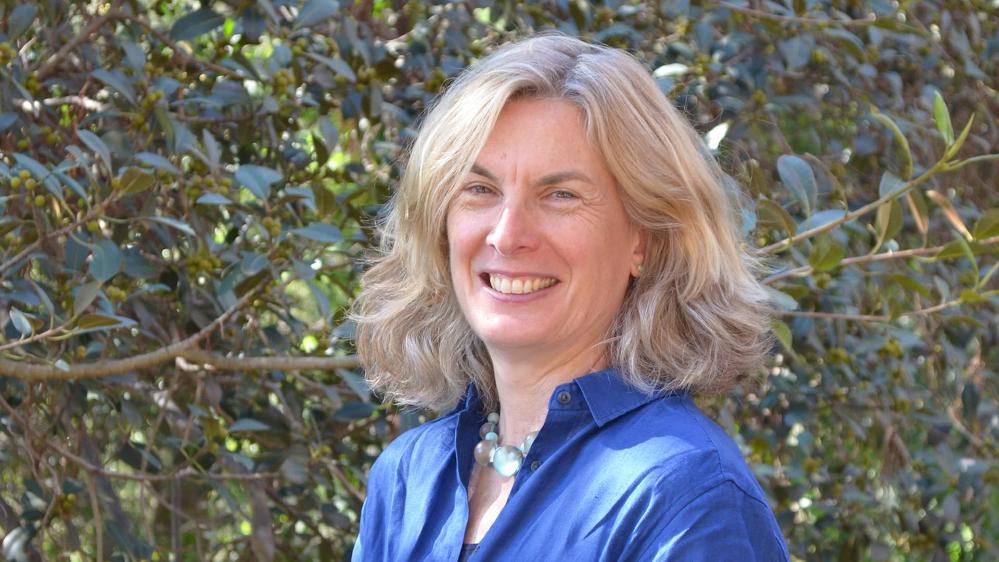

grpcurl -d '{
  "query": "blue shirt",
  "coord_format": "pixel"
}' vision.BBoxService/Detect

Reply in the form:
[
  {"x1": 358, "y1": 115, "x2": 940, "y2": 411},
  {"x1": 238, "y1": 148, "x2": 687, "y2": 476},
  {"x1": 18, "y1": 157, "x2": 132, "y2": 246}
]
[{"x1": 352, "y1": 368, "x2": 789, "y2": 561}]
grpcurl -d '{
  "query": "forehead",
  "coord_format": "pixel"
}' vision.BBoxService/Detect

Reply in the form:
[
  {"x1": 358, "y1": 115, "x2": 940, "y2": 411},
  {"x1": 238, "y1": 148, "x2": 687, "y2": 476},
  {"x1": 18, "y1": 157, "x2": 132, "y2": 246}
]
[{"x1": 474, "y1": 98, "x2": 611, "y2": 181}]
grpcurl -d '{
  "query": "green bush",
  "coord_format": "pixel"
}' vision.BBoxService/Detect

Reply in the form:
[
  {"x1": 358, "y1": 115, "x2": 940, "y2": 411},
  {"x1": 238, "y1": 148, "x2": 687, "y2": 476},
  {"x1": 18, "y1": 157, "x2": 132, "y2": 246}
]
[{"x1": 0, "y1": 1, "x2": 995, "y2": 560}]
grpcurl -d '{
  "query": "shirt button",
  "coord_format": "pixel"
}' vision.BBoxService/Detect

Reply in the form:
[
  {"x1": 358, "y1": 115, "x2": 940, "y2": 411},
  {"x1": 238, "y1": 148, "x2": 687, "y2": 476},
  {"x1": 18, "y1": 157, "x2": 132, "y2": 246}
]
[
  {"x1": 530, "y1": 460, "x2": 541, "y2": 471},
  {"x1": 556, "y1": 390, "x2": 571, "y2": 405}
]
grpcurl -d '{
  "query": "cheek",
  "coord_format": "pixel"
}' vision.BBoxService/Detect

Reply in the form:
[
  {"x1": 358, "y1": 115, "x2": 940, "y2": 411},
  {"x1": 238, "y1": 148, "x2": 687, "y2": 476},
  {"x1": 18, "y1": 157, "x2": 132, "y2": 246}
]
[{"x1": 446, "y1": 213, "x2": 478, "y2": 277}]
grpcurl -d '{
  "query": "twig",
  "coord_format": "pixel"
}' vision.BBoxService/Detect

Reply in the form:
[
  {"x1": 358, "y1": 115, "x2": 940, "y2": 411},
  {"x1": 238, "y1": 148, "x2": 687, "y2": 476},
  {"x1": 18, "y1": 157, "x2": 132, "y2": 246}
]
[
  {"x1": 760, "y1": 160, "x2": 944, "y2": 255},
  {"x1": 719, "y1": 2, "x2": 878, "y2": 28},
  {"x1": 0, "y1": 192, "x2": 120, "y2": 282},
  {"x1": 35, "y1": 0, "x2": 126, "y2": 80},
  {"x1": 119, "y1": 12, "x2": 244, "y2": 80},
  {"x1": 763, "y1": 235, "x2": 999, "y2": 284},
  {"x1": 0, "y1": 282, "x2": 262, "y2": 380},
  {"x1": 84, "y1": 471, "x2": 104, "y2": 560},
  {"x1": 777, "y1": 297, "x2": 967, "y2": 323},
  {"x1": 179, "y1": 349, "x2": 360, "y2": 372},
  {"x1": 0, "y1": 318, "x2": 75, "y2": 352}
]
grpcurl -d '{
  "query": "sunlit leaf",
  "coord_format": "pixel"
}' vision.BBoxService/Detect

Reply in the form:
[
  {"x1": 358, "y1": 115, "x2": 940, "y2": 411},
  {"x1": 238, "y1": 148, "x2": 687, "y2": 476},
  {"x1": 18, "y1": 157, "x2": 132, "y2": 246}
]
[
  {"x1": 235, "y1": 165, "x2": 282, "y2": 200},
  {"x1": 933, "y1": 90, "x2": 954, "y2": 146}
]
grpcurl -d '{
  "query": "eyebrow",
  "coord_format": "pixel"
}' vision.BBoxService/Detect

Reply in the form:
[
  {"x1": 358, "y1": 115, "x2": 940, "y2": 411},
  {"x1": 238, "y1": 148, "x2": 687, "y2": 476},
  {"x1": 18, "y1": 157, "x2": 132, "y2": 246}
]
[{"x1": 470, "y1": 163, "x2": 594, "y2": 188}]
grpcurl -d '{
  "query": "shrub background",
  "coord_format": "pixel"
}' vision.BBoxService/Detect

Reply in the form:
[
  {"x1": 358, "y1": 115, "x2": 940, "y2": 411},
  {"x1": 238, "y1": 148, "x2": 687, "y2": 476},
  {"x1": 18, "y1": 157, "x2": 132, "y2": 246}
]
[{"x1": 0, "y1": 1, "x2": 996, "y2": 560}]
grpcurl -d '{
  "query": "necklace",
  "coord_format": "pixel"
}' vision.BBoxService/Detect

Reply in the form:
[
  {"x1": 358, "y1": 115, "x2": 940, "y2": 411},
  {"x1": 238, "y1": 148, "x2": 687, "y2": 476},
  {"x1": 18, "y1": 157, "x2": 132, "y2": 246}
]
[{"x1": 473, "y1": 412, "x2": 539, "y2": 477}]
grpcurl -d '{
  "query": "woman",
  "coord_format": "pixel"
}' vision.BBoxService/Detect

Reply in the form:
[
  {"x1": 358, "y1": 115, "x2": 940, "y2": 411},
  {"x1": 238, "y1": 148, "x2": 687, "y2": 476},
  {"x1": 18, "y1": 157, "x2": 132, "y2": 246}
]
[{"x1": 351, "y1": 34, "x2": 789, "y2": 561}]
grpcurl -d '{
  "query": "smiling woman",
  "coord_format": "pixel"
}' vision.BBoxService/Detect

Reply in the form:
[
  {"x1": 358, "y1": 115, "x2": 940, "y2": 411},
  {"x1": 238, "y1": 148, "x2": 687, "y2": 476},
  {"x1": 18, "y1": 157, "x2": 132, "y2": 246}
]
[{"x1": 351, "y1": 33, "x2": 788, "y2": 561}]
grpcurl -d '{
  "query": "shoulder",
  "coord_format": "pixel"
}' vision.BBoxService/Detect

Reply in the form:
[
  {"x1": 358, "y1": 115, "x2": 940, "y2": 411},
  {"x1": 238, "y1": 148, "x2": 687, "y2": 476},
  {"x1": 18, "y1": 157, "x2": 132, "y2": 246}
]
[
  {"x1": 367, "y1": 410, "x2": 457, "y2": 487},
  {"x1": 598, "y1": 394, "x2": 773, "y2": 518},
  {"x1": 604, "y1": 396, "x2": 788, "y2": 559}
]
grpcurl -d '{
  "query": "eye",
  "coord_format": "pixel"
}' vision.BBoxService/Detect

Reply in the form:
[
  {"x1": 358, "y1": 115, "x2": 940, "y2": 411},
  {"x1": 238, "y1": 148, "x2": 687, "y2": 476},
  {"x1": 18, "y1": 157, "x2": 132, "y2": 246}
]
[
  {"x1": 549, "y1": 189, "x2": 577, "y2": 200},
  {"x1": 465, "y1": 183, "x2": 494, "y2": 195}
]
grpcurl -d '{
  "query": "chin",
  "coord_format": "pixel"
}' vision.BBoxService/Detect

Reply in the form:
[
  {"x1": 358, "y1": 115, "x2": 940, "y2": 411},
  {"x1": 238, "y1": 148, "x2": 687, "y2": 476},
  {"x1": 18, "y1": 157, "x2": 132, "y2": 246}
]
[{"x1": 472, "y1": 319, "x2": 553, "y2": 351}]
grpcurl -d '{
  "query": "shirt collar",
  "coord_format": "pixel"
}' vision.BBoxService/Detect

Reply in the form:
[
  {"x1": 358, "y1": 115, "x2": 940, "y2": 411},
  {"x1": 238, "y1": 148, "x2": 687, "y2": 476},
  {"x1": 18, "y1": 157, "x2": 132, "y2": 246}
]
[
  {"x1": 455, "y1": 368, "x2": 665, "y2": 428},
  {"x1": 571, "y1": 368, "x2": 663, "y2": 427}
]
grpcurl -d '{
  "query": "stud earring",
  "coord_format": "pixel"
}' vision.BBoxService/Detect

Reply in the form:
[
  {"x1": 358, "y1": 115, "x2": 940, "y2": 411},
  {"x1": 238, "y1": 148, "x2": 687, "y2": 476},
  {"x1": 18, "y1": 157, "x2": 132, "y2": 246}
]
[{"x1": 635, "y1": 263, "x2": 644, "y2": 276}]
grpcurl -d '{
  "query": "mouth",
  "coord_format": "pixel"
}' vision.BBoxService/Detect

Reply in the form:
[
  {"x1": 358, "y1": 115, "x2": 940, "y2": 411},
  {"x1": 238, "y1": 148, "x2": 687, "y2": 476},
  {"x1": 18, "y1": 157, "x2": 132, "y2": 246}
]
[{"x1": 480, "y1": 273, "x2": 559, "y2": 295}]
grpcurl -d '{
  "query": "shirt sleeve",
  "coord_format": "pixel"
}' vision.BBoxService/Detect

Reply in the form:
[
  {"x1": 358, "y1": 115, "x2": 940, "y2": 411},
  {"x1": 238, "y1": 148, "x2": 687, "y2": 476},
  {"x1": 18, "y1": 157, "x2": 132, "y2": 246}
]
[{"x1": 632, "y1": 480, "x2": 790, "y2": 562}]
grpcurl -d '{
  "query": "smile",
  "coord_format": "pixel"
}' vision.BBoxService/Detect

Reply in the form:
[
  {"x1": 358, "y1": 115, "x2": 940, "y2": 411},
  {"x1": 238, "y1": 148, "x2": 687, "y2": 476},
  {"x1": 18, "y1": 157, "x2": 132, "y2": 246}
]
[{"x1": 485, "y1": 274, "x2": 558, "y2": 295}]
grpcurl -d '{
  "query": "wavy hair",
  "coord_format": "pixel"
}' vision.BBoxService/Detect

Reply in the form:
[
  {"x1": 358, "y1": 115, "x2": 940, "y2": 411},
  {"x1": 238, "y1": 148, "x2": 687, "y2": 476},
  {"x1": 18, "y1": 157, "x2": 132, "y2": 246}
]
[{"x1": 352, "y1": 33, "x2": 772, "y2": 412}]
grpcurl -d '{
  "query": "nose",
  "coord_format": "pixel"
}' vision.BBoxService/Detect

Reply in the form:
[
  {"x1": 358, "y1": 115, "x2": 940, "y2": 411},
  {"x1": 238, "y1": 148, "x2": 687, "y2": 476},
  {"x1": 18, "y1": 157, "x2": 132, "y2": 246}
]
[{"x1": 486, "y1": 200, "x2": 539, "y2": 256}]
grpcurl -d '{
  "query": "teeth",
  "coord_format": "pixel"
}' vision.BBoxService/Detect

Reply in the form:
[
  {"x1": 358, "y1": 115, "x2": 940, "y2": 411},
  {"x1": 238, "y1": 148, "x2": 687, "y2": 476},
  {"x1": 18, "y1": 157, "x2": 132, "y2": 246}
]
[{"x1": 488, "y1": 275, "x2": 556, "y2": 295}]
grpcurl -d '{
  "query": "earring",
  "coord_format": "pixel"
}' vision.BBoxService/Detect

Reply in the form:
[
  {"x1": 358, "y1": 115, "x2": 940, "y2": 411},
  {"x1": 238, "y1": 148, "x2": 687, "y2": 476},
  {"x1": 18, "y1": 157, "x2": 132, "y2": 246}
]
[{"x1": 635, "y1": 263, "x2": 644, "y2": 276}]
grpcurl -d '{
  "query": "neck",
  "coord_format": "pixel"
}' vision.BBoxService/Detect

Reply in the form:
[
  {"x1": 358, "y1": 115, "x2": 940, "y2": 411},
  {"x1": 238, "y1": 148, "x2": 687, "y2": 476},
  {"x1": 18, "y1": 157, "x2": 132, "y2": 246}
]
[{"x1": 487, "y1": 345, "x2": 606, "y2": 446}]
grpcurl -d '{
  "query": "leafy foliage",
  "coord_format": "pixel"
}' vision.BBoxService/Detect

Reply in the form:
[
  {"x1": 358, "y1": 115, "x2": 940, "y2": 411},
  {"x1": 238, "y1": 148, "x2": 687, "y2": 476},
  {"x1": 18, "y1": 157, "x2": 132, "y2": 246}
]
[{"x1": 0, "y1": 1, "x2": 996, "y2": 560}]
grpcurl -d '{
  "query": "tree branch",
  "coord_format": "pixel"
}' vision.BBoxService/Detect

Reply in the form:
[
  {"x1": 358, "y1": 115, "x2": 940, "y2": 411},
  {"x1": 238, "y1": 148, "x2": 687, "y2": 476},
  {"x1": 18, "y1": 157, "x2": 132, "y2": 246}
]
[
  {"x1": 719, "y1": 2, "x2": 879, "y2": 28},
  {"x1": 760, "y1": 161, "x2": 943, "y2": 255},
  {"x1": 777, "y1": 297, "x2": 968, "y2": 323},
  {"x1": 763, "y1": 235, "x2": 999, "y2": 284},
  {"x1": 35, "y1": 1, "x2": 126, "y2": 80},
  {"x1": 0, "y1": 283, "x2": 261, "y2": 380}
]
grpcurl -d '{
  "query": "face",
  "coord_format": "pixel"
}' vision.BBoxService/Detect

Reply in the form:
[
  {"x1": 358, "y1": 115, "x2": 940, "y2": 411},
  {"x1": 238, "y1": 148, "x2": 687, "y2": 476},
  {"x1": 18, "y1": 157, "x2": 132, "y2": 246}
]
[{"x1": 446, "y1": 98, "x2": 644, "y2": 360}]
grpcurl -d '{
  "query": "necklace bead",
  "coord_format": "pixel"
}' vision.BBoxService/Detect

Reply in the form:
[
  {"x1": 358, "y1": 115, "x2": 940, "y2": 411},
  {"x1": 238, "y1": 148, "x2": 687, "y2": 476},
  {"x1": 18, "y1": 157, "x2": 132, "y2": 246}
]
[{"x1": 473, "y1": 412, "x2": 538, "y2": 477}]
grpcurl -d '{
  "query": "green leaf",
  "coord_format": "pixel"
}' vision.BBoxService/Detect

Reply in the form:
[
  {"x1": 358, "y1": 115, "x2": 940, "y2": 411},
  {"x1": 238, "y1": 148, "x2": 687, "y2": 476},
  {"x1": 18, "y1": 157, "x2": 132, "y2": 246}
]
[
  {"x1": 944, "y1": 115, "x2": 976, "y2": 161},
  {"x1": 12, "y1": 153, "x2": 60, "y2": 195},
  {"x1": 118, "y1": 167, "x2": 156, "y2": 194},
  {"x1": 170, "y1": 8, "x2": 225, "y2": 41},
  {"x1": 280, "y1": 451, "x2": 309, "y2": 485},
  {"x1": 797, "y1": 209, "x2": 846, "y2": 235},
  {"x1": 77, "y1": 313, "x2": 133, "y2": 330},
  {"x1": 9, "y1": 306, "x2": 33, "y2": 336},
  {"x1": 89, "y1": 239, "x2": 122, "y2": 282},
  {"x1": 291, "y1": 223, "x2": 343, "y2": 243},
  {"x1": 877, "y1": 172, "x2": 905, "y2": 199},
  {"x1": 91, "y1": 69, "x2": 137, "y2": 105},
  {"x1": 809, "y1": 236, "x2": 845, "y2": 272},
  {"x1": 235, "y1": 165, "x2": 282, "y2": 200},
  {"x1": 755, "y1": 199, "x2": 797, "y2": 235},
  {"x1": 73, "y1": 281, "x2": 103, "y2": 316},
  {"x1": 973, "y1": 209, "x2": 999, "y2": 240},
  {"x1": 873, "y1": 200, "x2": 903, "y2": 254},
  {"x1": 776, "y1": 155, "x2": 816, "y2": 215},
  {"x1": 870, "y1": 110, "x2": 913, "y2": 180},
  {"x1": 934, "y1": 239, "x2": 998, "y2": 260},
  {"x1": 764, "y1": 287, "x2": 799, "y2": 311},
  {"x1": 202, "y1": 130, "x2": 221, "y2": 169},
  {"x1": 196, "y1": 193, "x2": 233, "y2": 206},
  {"x1": 76, "y1": 130, "x2": 112, "y2": 173},
  {"x1": 958, "y1": 288, "x2": 984, "y2": 304},
  {"x1": 337, "y1": 369, "x2": 371, "y2": 401},
  {"x1": 8, "y1": 4, "x2": 39, "y2": 41},
  {"x1": 771, "y1": 319, "x2": 793, "y2": 353},
  {"x1": 145, "y1": 216, "x2": 196, "y2": 237},
  {"x1": 882, "y1": 274, "x2": 931, "y2": 298},
  {"x1": 294, "y1": 0, "x2": 339, "y2": 29},
  {"x1": 932, "y1": 90, "x2": 954, "y2": 146},
  {"x1": 333, "y1": 402, "x2": 376, "y2": 421},
  {"x1": 956, "y1": 236, "x2": 979, "y2": 279},
  {"x1": 229, "y1": 418, "x2": 272, "y2": 432},
  {"x1": 306, "y1": 53, "x2": 356, "y2": 82},
  {"x1": 135, "y1": 152, "x2": 180, "y2": 175},
  {"x1": 0, "y1": 112, "x2": 17, "y2": 133},
  {"x1": 54, "y1": 170, "x2": 88, "y2": 202}
]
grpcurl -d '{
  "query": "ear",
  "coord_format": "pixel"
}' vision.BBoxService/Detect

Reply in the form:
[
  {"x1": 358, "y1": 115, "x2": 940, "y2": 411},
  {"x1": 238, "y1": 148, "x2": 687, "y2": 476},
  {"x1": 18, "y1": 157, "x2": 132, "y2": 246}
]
[{"x1": 629, "y1": 227, "x2": 647, "y2": 277}]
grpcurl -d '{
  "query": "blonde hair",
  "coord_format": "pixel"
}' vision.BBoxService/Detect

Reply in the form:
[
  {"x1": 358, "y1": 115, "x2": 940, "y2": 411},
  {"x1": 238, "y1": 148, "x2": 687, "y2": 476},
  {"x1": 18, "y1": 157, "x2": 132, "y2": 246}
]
[{"x1": 352, "y1": 33, "x2": 772, "y2": 412}]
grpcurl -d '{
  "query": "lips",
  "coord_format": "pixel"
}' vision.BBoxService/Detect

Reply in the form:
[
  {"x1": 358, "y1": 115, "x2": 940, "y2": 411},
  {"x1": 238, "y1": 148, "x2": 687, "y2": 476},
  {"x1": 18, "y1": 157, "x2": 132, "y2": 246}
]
[{"x1": 483, "y1": 273, "x2": 559, "y2": 295}]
